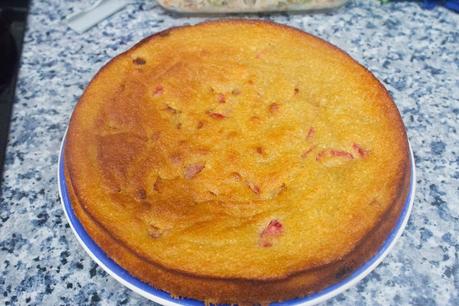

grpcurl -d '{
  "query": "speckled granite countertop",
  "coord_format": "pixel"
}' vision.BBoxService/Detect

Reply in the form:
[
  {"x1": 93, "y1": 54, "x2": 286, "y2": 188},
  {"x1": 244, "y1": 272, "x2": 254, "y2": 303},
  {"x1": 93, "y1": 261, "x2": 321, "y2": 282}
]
[{"x1": 1, "y1": 0, "x2": 458, "y2": 305}]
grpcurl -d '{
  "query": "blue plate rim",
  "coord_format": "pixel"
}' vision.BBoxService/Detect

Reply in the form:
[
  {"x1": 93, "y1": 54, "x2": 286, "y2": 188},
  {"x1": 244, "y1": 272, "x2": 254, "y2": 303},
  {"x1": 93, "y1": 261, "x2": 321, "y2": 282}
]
[{"x1": 57, "y1": 135, "x2": 416, "y2": 306}]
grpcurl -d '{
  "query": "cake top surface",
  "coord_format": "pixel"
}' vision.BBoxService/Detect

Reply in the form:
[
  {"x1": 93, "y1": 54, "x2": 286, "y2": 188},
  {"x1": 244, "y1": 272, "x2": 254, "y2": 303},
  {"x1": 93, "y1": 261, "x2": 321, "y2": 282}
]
[{"x1": 65, "y1": 20, "x2": 408, "y2": 280}]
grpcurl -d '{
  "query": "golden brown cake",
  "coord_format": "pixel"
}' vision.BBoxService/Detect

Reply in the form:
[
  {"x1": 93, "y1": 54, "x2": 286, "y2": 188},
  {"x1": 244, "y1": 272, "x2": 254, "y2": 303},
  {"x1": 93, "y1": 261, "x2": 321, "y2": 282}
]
[{"x1": 64, "y1": 20, "x2": 410, "y2": 304}]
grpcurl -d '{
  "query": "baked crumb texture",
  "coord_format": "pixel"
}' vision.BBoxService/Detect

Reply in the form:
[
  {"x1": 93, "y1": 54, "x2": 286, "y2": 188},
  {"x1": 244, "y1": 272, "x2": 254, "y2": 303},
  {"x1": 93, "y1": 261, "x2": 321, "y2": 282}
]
[{"x1": 65, "y1": 20, "x2": 410, "y2": 304}]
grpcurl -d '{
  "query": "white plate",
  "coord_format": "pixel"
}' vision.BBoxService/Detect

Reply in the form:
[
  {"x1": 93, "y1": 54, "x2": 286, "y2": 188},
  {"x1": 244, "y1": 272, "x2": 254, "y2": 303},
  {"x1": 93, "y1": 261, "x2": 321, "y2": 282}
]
[{"x1": 58, "y1": 135, "x2": 415, "y2": 306}]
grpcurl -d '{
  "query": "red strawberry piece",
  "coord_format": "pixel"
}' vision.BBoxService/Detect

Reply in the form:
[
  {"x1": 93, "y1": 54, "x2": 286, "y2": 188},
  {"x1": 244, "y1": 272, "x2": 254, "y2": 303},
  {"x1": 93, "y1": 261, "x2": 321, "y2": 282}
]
[{"x1": 184, "y1": 163, "x2": 205, "y2": 179}]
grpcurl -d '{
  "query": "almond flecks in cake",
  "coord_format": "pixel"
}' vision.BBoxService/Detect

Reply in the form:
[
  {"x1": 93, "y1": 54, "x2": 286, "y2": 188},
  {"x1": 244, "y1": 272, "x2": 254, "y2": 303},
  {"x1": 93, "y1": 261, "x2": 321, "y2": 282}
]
[
  {"x1": 316, "y1": 149, "x2": 354, "y2": 166},
  {"x1": 135, "y1": 188, "x2": 147, "y2": 201},
  {"x1": 306, "y1": 127, "x2": 315, "y2": 140},
  {"x1": 352, "y1": 143, "x2": 368, "y2": 158},
  {"x1": 109, "y1": 185, "x2": 121, "y2": 193},
  {"x1": 369, "y1": 198, "x2": 382, "y2": 207},
  {"x1": 230, "y1": 172, "x2": 242, "y2": 181},
  {"x1": 184, "y1": 163, "x2": 205, "y2": 179},
  {"x1": 133, "y1": 57, "x2": 146, "y2": 65},
  {"x1": 231, "y1": 88, "x2": 241, "y2": 95},
  {"x1": 170, "y1": 153, "x2": 182, "y2": 165},
  {"x1": 271, "y1": 183, "x2": 287, "y2": 198},
  {"x1": 256, "y1": 146, "x2": 265, "y2": 156},
  {"x1": 331, "y1": 150, "x2": 353, "y2": 159},
  {"x1": 197, "y1": 121, "x2": 205, "y2": 129},
  {"x1": 261, "y1": 241, "x2": 273, "y2": 248},
  {"x1": 153, "y1": 85, "x2": 164, "y2": 96},
  {"x1": 260, "y1": 219, "x2": 284, "y2": 247},
  {"x1": 207, "y1": 112, "x2": 226, "y2": 120},
  {"x1": 153, "y1": 177, "x2": 163, "y2": 193},
  {"x1": 301, "y1": 145, "x2": 316, "y2": 158},
  {"x1": 316, "y1": 149, "x2": 354, "y2": 162},
  {"x1": 148, "y1": 225, "x2": 162, "y2": 239},
  {"x1": 163, "y1": 104, "x2": 178, "y2": 114},
  {"x1": 269, "y1": 103, "x2": 280, "y2": 114},
  {"x1": 247, "y1": 181, "x2": 261, "y2": 194}
]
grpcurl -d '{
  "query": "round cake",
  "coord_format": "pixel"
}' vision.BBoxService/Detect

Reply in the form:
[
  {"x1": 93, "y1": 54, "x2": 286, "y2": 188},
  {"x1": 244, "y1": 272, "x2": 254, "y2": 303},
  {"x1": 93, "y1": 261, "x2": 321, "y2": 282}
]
[{"x1": 64, "y1": 20, "x2": 410, "y2": 304}]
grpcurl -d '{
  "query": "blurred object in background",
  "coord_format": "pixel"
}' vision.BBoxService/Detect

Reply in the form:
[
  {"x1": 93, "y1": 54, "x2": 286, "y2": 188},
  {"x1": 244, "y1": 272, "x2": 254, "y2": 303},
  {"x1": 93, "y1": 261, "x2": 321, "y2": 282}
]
[
  {"x1": 383, "y1": 0, "x2": 459, "y2": 12},
  {"x1": 156, "y1": 0, "x2": 348, "y2": 13},
  {"x1": 422, "y1": 0, "x2": 459, "y2": 11},
  {"x1": 65, "y1": 0, "x2": 129, "y2": 33},
  {"x1": 65, "y1": 0, "x2": 349, "y2": 33},
  {"x1": 65, "y1": 0, "x2": 457, "y2": 35},
  {"x1": 0, "y1": 0, "x2": 29, "y2": 188}
]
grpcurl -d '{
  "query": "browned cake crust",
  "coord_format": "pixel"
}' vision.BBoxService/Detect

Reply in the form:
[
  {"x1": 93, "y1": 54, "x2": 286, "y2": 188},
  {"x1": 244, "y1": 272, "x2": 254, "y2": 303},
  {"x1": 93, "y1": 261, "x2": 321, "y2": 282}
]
[
  {"x1": 64, "y1": 20, "x2": 410, "y2": 304},
  {"x1": 65, "y1": 164, "x2": 409, "y2": 304}
]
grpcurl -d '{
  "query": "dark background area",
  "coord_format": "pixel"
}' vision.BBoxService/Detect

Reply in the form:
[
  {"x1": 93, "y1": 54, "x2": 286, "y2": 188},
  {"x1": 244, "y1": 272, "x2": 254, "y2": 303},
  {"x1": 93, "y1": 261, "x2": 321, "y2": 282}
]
[{"x1": 0, "y1": 0, "x2": 29, "y2": 188}]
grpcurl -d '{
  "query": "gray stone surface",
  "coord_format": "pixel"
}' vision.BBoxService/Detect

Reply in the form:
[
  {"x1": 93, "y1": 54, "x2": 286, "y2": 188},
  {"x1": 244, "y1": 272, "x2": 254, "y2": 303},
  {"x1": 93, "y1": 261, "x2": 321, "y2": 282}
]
[{"x1": 1, "y1": 0, "x2": 458, "y2": 305}]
